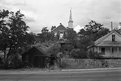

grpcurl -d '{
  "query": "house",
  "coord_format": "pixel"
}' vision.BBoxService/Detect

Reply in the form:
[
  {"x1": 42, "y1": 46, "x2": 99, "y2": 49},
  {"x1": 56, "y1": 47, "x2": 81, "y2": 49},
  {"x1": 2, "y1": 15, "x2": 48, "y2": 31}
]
[
  {"x1": 52, "y1": 23, "x2": 67, "y2": 39},
  {"x1": 88, "y1": 30, "x2": 121, "y2": 58},
  {"x1": 22, "y1": 47, "x2": 50, "y2": 68},
  {"x1": 51, "y1": 9, "x2": 74, "y2": 39}
]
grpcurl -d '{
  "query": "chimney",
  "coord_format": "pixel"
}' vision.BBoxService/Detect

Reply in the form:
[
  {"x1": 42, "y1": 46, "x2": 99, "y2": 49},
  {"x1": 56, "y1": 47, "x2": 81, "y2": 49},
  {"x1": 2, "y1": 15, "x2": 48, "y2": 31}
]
[
  {"x1": 111, "y1": 22, "x2": 113, "y2": 31},
  {"x1": 119, "y1": 22, "x2": 121, "y2": 29}
]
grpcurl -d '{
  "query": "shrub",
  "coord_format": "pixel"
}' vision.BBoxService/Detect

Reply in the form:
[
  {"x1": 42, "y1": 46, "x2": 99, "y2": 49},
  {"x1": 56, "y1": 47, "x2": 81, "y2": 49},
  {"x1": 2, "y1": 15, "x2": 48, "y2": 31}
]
[
  {"x1": 88, "y1": 51, "x2": 103, "y2": 59},
  {"x1": 70, "y1": 49, "x2": 87, "y2": 59},
  {"x1": 7, "y1": 53, "x2": 22, "y2": 69}
]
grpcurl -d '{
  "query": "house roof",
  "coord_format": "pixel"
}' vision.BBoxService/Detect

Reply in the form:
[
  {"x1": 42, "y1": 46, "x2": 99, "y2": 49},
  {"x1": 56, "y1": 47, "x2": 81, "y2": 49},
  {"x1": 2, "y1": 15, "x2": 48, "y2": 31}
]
[
  {"x1": 95, "y1": 30, "x2": 121, "y2": 47},
  {"x1": 96, "y1": 41, "x2": 121, "y2": 47},
  {"x1": 52, "y1": 23, "x2": 67, "y2": 33},
  {"x1": 23, "y1": 46, "x2": 51, "y2": 57},
  {"x1": 34, "y1": 47, "x2": 48, "y2": 56}
]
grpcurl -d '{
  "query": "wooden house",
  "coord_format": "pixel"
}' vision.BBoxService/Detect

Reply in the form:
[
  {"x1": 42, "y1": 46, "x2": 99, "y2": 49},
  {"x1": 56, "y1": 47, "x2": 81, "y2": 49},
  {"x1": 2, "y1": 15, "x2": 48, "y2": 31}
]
[
  {"x1": 88, "y1": 30, "x2": 121, "y2": 58},
  {"x1": 22, "y1": 47, "x2": 50, "y2": 68}
]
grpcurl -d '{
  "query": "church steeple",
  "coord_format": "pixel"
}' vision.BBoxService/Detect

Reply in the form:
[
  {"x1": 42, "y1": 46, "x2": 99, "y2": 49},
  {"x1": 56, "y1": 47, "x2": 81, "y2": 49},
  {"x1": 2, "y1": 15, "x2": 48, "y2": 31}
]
[
  {"x1": 69, "y1": 9, "x2": 72, "y2": 21},
  {"x1": 68, "y1": 9, "x2": 73, "y2": 28}
]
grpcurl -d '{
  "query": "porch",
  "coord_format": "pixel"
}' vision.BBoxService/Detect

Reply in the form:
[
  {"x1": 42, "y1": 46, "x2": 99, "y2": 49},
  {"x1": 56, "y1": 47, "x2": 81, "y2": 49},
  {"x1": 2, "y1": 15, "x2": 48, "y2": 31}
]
[{"x1": 91, "y1": 46, "x2": 121, "y2": 58}]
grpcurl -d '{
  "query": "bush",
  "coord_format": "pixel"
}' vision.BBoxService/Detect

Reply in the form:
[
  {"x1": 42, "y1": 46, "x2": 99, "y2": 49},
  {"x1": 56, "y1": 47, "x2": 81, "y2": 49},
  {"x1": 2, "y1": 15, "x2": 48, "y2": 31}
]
[
  {"x1": 60, "y1": 60, "x2": 70, "y2": 69},
  {"x1": 7, "y1": 53, "x2": 23, "y2": 69},
  {"x1": 60, "y1": 59, "x2": 110, "y2": 69},
  {"x1": 70, "y1": 49, "x2": 87, "y2": 59},
  {"x1": 88, "y1": 51, "x2": 103, "y2": 59}
]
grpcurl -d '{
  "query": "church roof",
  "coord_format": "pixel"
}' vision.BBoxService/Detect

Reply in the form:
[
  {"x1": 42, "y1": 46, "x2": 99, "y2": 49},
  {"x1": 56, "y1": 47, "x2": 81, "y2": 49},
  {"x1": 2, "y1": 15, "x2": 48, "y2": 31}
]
[{"x1": 52, "y1": 23, "x2": 67, "y2": 33}]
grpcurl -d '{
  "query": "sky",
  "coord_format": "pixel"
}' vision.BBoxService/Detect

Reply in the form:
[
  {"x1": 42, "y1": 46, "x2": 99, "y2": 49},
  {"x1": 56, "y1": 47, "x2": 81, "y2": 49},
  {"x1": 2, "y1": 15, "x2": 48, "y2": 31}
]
[{"x1": 0, "y1": 0, "x2": 121, "y2": 33}]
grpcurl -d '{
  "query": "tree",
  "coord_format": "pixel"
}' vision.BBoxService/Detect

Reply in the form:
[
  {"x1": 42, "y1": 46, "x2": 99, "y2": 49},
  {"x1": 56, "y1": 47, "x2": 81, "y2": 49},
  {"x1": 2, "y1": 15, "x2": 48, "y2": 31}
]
[
  {"x1": 25, "y1": 32, "x2": 36, "y2": 45},
  {"x1": 64, "y1": 28, "x2": 77, "y2": 47},
  {"x1": 51, "y1": 26, "x2": 56, "y2": 31},
  {"x1": 0, "y1": 10, "x2": 10, "y2": 67},
  {"x1": 37, "y1": 27, "x2": 55, "y2": 42},
  {"x1": 70, "y1": 49, "x2": 87, "y2": 59},
  {"x1": 77, "y1": 20, "x2": 110, "y2": 58},
  {"x1": 41, "y1": 27, "x2": 48, "y2": 33},
  {"x1": 0, "y1": 10, "x2": 30, "y2": 68},
  {"x1": 79, "y1": 20, "x2": 110, "y2": 41}
]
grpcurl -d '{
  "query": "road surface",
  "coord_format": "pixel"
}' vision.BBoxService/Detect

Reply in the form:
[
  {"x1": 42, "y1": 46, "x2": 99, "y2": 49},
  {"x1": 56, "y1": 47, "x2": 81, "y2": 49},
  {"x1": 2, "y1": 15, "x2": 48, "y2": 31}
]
[{"x1": 0, "y1": 69, "x2": 121, "y2": 81}]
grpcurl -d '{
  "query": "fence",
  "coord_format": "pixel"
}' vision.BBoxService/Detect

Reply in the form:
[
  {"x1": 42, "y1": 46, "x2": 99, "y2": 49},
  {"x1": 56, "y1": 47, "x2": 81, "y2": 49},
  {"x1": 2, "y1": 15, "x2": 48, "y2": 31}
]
[{"x1": 61, "y1": 58, "x2": 121, "y2": 69}]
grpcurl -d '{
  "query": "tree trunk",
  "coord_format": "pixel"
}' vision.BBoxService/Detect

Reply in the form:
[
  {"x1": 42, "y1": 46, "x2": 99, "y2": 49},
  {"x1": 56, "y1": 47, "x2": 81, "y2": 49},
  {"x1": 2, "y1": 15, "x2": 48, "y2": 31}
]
[{"x1": 3, "y1": 50, "x2": 8, "y2": 69}]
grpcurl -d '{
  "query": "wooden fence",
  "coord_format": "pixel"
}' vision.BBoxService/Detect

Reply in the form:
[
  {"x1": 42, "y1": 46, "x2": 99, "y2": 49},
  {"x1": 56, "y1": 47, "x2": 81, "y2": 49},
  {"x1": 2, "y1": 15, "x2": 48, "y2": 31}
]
[{"x1": 61, "y1": 58, "x2": 121, "y2": 69}]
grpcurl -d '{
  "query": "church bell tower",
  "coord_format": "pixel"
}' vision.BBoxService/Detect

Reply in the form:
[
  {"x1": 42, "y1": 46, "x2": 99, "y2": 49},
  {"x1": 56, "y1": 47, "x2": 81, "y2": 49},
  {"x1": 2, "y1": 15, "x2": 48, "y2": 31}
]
[{"x1": 68, "y1": 9, "x2": 73, "y2": 28}]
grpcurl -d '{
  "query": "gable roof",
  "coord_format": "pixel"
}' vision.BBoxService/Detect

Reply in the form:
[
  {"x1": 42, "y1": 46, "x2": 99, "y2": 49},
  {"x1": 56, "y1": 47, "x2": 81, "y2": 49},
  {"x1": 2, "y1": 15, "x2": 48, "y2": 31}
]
[
  {"x1": 23, "y1": 46, "x2": 51, "y2": 56},
  {"x1": 95, "y1": 30, "x2": 121, "y2": 46},
  {"x1": 96, "y1": 41, "x2": 121, "y2": 47},
  {"x1": 52, "y1": 23, "x2": 67, "y2": 33},
  {"x1": 33, "y1": 47, "x2": 47, "y2": 55}
]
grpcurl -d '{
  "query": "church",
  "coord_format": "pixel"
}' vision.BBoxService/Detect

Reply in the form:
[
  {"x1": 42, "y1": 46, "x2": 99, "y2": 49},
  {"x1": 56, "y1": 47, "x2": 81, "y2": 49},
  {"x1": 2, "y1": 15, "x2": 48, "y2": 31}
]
[{"x1": 51, "y1": 10, "x2": 74, "y2": 39}]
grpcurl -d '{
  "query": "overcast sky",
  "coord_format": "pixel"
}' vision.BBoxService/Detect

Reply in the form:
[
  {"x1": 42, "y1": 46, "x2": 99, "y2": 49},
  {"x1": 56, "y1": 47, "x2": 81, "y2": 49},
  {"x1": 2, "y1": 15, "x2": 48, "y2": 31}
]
[{"x1": 0, "y1": 0, "x2": 121, "y2": 33}]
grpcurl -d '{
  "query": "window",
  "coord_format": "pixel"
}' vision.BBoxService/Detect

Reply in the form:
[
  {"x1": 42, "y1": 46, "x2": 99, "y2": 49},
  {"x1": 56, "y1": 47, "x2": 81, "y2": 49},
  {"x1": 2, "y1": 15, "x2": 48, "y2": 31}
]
[
  {"x1": 112, "y1": 34, "x2": 115, "y2": 42},
  {"x1": 119, "y1": 47, "x2": 121, "y2": 51},
  {"x1": 101, "y1": 48, "x2": 105, "y2": 53},
  {"x1": 112, "y1": 48, "x2": 114, "y2": 53},
  {"x1": 112, "y1": 47, "x2": 117, "y2": 53}
]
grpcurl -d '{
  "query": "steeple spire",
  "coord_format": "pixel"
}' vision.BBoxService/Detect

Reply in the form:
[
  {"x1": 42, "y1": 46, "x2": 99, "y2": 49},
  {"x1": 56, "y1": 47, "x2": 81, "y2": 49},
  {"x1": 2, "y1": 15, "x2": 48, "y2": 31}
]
[
  {"x1": 69, "y1": 9, "x2": 72, "y2": 21},
  {"x1": 68, "y1": 9, "x2": 73, "y2": 28}
]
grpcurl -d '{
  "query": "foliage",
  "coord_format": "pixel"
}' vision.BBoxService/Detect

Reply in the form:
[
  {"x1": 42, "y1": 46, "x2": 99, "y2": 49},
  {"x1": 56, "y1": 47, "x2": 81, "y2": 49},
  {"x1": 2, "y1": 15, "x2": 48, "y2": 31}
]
[
  {"x1": 41, "y1": 27, "x2": 48, "y2": 33},
  {"x1": 51, "y1": 26, "x2": 56, "y2": 31},
  {"x1": 37, "y1": 27, "x2": 55, "y2": 42},
  {"x1": 88, "y1": 51, "x2": 103, "y2": 59},
  {"x1": 65, "y1": 28, "x2": 77, "y2": 40},
  {"x1": 79, "y1": 20, "x2": 110, "y2": 41},
  {"x1": 0, "y1": 9, "x2": 31, "y2": 68},
  {"x1": 7, "y1": 53, "x2": 22, "y2": 68},
  {"x1": 61, "y1": 59, "x2": 110, "y2": 69},
  {"x1": 75, "y1": 20, "x2": 110, "y2": 58},
  {"x1": 47, "y1": 43, "x2": 61, "y2": 56},
  {"x1": 64, "y1": 28, "x2": 77, "y2": 47},
  {"x1": 25, "y1": 32, "x2": 36, "y2": 45},
  {"x1": 70, "y1": 49, "x2": 87, "y2": 59}
]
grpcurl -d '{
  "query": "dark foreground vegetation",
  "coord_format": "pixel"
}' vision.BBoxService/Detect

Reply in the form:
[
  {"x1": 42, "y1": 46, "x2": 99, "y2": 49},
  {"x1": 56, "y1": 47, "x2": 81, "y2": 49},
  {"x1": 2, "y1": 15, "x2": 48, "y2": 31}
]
[{"x1": 0, "y1": 9, "x2": 111, "y2": 69}]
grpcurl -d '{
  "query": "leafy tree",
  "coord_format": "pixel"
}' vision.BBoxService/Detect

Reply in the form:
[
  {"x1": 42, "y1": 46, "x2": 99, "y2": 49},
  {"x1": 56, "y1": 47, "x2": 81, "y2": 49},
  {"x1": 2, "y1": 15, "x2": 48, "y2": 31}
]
[
  {"x1": 41, "y1": 27, "x2": 48, "y2": 33},
  {"x1": 85, "y1": 20, "x2": 103, "y2": 33},
  {"x1": 0, "y1": 9, "x2": 9, "y2": 19},
  {"x1": 64, "y1": 28, "x2": 77, "y2": 47},
  {"x1": 0, "y1": 10, "x2": 30, "y2": 68},
  {"x1": 88, "y1": 51, "x2": 103, "y2": 59},
  {"x1": 7, "y1": 10, "x2": 29, "y2": 54},
  {"x1": 37, "y1": 27, "x2": 55, "y2": 42},
  {"x1": 65, "y1": 28, "x2": 77, "y2": 40},
  {"x1": 25, "y1": 32, "x2": 36, "y2": 45},
  {"x1": 0, "y1": 9, "x2": 10, "y2": 66},
  {"x1": 79, "y1": 20, "x2": 110, "y2": 41},
  {"x1": 77, "y1": 20, "x2": 110, "y2": 58},
  {"x1": 51, "y1": 26, "x2": 56, "y2": 31},
  {"x1": 70, "y1": 49, "x2": 87, "y2": 59}
]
